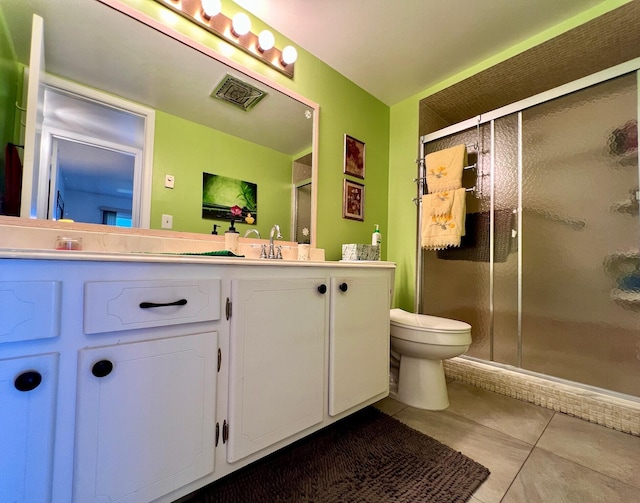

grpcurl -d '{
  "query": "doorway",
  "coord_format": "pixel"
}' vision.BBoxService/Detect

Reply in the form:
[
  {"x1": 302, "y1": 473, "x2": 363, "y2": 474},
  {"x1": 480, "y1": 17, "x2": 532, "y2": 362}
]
[{"x1": 47, "y1": 136, "x2": 139, "y2": 226}]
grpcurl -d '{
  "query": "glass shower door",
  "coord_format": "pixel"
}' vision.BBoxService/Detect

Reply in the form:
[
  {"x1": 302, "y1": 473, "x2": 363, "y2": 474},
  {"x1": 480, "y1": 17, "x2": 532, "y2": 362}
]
[
  {"x1": 520, "y1": 73, "x2": 639, "y2": 396},
  {"x1": 421, "y1": 125, "x2": 492, "y2": 360}
]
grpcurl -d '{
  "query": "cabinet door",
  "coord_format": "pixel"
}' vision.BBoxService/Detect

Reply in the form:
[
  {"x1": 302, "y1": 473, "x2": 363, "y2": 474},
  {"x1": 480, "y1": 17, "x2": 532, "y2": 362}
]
[
  {"x1": 227, "y1": 278, "x2": 327, "y2": 463},
  {"x1": 74, "y1": 332, "x2": 217, "y2": 503},
  {"x1": 0, "y1": 353, "x2": 58, "y2": 503},
  {"x1": 329, "y1": 275, "x2": 390, "y2": 416}
]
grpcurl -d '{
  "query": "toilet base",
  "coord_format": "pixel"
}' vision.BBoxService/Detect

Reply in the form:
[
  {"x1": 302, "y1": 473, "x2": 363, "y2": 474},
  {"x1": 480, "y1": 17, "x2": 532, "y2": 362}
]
[{"x1": 396, "y1": 356, "x2": 449, "y2": 410}]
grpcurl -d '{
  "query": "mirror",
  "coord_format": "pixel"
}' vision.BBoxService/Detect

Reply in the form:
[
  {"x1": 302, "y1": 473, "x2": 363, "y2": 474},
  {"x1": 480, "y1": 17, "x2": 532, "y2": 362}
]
[{"x1": 1, "y1": 0, "x2": 316, "y2": 242}]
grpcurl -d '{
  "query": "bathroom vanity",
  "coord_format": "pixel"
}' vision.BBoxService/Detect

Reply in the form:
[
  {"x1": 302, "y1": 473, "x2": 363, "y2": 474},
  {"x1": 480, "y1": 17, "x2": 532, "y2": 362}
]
[{"x1": 0, "y1": 249, "x2": 394, "y2": 503}]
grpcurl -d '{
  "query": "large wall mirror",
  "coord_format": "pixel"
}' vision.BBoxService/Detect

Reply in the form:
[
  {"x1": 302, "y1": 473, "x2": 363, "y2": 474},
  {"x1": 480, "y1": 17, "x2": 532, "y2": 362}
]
[{"x1": 1, "y1": 0, "x2": 317, "y2": 243}]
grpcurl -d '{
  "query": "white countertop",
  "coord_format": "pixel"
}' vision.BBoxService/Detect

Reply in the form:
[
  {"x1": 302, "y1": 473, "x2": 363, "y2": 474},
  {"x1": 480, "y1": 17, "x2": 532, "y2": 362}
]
[
  {"x1": 0, "y1": 217, "x2": 394, "y2": 268},
  {"x1": 0, "y1": 248, "x2": 395, "y2": 268}
]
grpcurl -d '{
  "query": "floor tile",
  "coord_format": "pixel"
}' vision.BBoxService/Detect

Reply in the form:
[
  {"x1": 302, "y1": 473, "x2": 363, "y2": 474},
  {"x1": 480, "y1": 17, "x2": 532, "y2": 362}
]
[
  {"x1": 445, "y1": 381, "x2": 554, "y2": 445},
  {"x1": 374, "y1": 396, "x2": 407, "y2": 416},
  {"x1": 536, "y1": 412, "x2": 640, "y2": 489},
  {"x1": 502, "y1": 447, "x2": 640, "y2": 502},
  {"x1": 394, "y1": 406, "x2": 532, "y2": 503}
]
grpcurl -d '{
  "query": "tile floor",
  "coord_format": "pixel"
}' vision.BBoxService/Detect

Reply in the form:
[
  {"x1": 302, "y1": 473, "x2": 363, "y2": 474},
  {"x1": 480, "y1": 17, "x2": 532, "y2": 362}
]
[{"x1": 375, "y1": 381, "x2": 640, "y2": 503}]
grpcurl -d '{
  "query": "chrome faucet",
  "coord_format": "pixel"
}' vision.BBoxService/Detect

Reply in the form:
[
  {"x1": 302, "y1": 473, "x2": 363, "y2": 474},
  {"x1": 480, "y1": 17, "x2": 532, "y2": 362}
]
[
  {"x1": 244, "y1": 229, "x2": 261, "y2": 239},
  {"x1": 268, "y1": 224, "x2": 282, "y2": 259}
]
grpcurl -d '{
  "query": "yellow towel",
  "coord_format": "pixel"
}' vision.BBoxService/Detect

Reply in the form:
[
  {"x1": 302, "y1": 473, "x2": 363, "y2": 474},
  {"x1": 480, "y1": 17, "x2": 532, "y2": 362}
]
[
  {"x1": 421, "y1": 188, "x2": 466, "y2": 250},
  {"x1": 425, "y1": 144, "x2": 467, "y2": 193},
  {"x1": 429, "y1": 190, "x2": 455, "y2": 216}
]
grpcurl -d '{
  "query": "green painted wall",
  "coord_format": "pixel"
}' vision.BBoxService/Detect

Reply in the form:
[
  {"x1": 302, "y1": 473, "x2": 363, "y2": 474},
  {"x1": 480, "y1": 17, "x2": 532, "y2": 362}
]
[
  {"x1": 0, "y1": 8, "x2": 19, "y2": 197},
  {"x1": 152, "y1": 111, "x2": 292, "y2": 238},
  {"x1": 121, "y1": 0, "x2": 389, "y2": 261},
  {"x1": 387, "y1": 99, "x2": 419, "y2": 311},
  {"x1": 387, "y1": 0, "x2": 633, "y2": 310}
]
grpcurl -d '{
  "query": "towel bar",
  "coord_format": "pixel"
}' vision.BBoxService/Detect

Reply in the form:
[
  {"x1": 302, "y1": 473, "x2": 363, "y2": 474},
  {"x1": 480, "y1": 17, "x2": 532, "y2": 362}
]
[
  {"x1": 412, "y1": 186, "x2": 477, "y2": 205},
  {"x1": 413, "y1": 164, "x2": 475, "y2": 184}
]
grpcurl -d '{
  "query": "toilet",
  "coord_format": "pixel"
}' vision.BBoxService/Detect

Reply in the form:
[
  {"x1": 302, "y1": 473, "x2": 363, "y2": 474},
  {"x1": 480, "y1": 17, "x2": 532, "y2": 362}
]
[{"x1": 390, "y1": 308, "x2": 472, "y2": 410}]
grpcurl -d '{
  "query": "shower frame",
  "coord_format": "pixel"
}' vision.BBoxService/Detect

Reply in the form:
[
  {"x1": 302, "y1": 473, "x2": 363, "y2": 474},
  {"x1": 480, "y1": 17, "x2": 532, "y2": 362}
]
[{"x1": 415, "y1": 56, "x2": 640, "y2": 377}]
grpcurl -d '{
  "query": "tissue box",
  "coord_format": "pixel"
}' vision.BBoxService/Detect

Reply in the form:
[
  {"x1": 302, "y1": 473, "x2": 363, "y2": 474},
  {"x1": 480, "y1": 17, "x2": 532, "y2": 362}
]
[{"x1": 341, "y1": 244, "x2": 380, "y2": 261}]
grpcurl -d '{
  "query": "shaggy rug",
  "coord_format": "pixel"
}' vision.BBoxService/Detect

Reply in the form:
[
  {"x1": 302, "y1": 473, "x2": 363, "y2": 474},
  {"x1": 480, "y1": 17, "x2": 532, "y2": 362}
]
[{"x1": 182, "y1": 406, "x2": 490, "y2": 503}]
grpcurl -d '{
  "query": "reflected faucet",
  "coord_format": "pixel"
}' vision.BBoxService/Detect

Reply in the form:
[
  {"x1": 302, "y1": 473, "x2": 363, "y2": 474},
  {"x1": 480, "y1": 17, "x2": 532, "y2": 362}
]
[
  {"x1": 269, "y1": 224, "x2": 282, "y2": 259},
  {"x1": 244, "y1": 229, "x2": 261, "y2": 239}
]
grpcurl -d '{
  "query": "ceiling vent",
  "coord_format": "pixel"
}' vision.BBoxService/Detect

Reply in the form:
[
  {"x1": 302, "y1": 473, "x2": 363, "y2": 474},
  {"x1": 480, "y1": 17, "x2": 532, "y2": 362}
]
[{"x1": 211, "y1": 74, "x2": 267, "y2": 111}]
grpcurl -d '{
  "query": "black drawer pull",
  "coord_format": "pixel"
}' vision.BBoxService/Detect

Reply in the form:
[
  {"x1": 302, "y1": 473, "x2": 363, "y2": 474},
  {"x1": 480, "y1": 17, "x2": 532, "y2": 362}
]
[
  {"x1": 14, "y1": 371, "x2": 42, "y2": 392},
  {"x1": 339, "y1": 282, "x2": 348, "y2": 292},
  {"x1": 317, "y1": 284, "x2": 327, "y2": 294},
  {"x1": 92, "y1": 360, "x2": 113, "y2": 378},
  {"x1": 139, "y1": 298, "x2": 187, "y2": 309}
]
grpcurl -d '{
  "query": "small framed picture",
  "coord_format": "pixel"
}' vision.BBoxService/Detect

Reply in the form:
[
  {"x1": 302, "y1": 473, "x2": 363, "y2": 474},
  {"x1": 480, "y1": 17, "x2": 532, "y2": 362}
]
[
  {"x1": 343, "y1": 134, "x2": 365, "y2": 179},
  {"x1": 342, "y1": 179, "x2": 365, "y2": 221}
]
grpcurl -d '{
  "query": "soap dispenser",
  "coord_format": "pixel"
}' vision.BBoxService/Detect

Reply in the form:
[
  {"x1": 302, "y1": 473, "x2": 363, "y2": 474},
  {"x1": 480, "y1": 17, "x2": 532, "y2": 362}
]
[
  {"x1": 225, "y1": 222, "x2": 239, "y2": 255},
  {"x1": 372, "y1": 224, "x2": 381, "y2": 246}
]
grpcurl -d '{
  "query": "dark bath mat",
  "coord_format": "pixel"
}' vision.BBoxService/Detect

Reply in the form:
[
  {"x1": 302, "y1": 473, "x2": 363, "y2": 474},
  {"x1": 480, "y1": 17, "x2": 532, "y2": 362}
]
[{"x1": 181, "y1": 406, "x2": 490, "y2": 503}]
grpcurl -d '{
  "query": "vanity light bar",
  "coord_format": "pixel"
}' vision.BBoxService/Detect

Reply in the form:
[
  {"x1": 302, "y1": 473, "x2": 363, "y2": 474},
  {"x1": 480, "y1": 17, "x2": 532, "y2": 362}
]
[{"x1": 154, "y1": 0, "x2": 296, "y2": 78}]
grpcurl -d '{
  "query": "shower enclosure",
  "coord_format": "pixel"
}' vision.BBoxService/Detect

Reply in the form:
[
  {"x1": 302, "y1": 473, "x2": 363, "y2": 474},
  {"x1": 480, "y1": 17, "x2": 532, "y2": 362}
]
[{"x1": 418, "y1": 64, "x2": 639, "y2": 399}]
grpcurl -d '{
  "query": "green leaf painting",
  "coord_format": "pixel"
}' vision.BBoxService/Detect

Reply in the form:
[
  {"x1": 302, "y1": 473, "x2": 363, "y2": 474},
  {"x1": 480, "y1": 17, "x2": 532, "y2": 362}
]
[{"x1": 202, "y1": 172, "x2": 258, "y2": 223}]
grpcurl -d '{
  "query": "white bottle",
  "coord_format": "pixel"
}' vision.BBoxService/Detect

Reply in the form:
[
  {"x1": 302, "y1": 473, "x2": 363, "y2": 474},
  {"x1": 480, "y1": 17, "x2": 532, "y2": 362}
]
[
  {"x1": 372, "y1": 224, "x2": 381, "y2": 246},
  {"x1": 225, "y1": 230, "x2": 239, "y2": 255}
]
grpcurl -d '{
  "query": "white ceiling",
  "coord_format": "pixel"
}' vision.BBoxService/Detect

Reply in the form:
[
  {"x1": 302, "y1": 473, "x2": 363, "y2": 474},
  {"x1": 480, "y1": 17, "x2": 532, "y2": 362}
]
[{"x1": 234, "y1": 0, "x2": 607, "y2": 106}]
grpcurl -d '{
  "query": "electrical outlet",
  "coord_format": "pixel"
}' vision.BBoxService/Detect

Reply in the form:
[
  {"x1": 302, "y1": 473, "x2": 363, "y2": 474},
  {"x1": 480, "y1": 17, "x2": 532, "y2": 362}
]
[
  {"x1": 161, "y1": 214, "x2": 173, "y2": 229},
  {"x1": 165, "y1": 174, "x2": 175, "y2": 189}
]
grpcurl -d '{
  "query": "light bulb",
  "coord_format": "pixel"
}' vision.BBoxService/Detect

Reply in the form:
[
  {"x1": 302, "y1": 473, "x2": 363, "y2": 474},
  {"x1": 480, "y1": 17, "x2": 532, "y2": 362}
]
[
  {"x1": 258, "y1": 30, "x2": 275, "y2": 52},
  {"x1": 281, "y1": 45, "x2": 297, "y2": 65},
  {"x1": 231, "y1": 12, "x2": 251, "y2": 37},
  {"x1": 201, "y1": 0, "x2": 221, "y2": 18}
]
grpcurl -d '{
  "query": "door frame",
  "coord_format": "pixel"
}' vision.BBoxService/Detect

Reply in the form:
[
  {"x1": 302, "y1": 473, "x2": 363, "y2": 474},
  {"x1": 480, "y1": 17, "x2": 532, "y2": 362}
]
[{"x1": 44, "y1": 130, "x2": 142, "y2": 224}]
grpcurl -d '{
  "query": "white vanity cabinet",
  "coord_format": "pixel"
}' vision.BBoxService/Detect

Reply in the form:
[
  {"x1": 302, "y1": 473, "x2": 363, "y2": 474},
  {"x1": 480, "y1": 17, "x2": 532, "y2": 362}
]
[
  {"x1": 73, "y1": 332, "x2": 218, "y2": 503},
  {"x1": 0, "y1": 253, "x2": 394, "y2": 503},
  {"x1": 0, "y1": 352, "x2": 59, "y2": 503},
  {"x1": 226, "y1": 277, "x2": 327, "y2": 462}
]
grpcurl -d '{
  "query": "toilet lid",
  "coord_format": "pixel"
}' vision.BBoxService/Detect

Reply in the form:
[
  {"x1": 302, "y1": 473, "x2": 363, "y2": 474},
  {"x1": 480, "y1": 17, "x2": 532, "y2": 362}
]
[{"x1": 390, "y1": 308, "x2": 471, "y2": 334}]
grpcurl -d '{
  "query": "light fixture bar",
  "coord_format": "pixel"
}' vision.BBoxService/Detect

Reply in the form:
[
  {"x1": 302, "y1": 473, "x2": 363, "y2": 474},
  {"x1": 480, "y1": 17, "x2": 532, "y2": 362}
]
[{"x1": 153, "y1": 0, "x2": 295, "y2": 78}]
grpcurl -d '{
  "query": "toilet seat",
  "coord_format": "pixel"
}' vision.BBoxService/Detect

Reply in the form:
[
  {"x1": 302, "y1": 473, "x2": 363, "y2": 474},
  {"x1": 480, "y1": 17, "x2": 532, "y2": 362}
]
[{"x1": 390, "y1": 308, "x2": 471, "y2": 345}]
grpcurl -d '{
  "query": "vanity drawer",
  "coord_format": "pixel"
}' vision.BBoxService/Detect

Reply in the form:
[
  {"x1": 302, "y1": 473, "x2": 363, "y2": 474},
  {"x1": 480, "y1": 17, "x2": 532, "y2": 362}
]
[
  {"x1": 0, "y1": 281, "x2": 61, "y2": 344},
  {"x1": 84, "y1": 279, "x2": 221, "y2": 334}
]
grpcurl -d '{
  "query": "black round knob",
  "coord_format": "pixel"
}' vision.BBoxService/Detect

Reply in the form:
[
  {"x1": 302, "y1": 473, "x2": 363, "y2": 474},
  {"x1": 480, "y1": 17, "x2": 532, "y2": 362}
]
[
  {"x1": 14, "y1": 371, "x2": 42, "y2": 392},
  {"x1": 339, "y1": 282, "x2": 348, "y2": 292},
  {"x1": 317, "y1": 284, "x2": 327, "y2": 294},
  {"x1": 92, "y1": 360, "x2": 114, "y2": 378}
]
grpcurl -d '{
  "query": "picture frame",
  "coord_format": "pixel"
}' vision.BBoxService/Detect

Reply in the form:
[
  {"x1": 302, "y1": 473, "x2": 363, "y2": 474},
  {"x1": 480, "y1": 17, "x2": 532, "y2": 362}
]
[
  {"x1": 202, "y1": 172, "x2": 258, "y2": 223},
  {"x1": 343, "y1": 134, "x2": 365, "y2": 179},
  {"x1": 342, "y1": 179, "x2": 365, "y2": 221}
]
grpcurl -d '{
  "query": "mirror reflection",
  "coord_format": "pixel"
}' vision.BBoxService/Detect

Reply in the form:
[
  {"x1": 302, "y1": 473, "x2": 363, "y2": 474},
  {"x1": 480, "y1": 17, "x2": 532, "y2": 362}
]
[{"x1": 0, "y1": 0, "x2": 315, "y2": 242}]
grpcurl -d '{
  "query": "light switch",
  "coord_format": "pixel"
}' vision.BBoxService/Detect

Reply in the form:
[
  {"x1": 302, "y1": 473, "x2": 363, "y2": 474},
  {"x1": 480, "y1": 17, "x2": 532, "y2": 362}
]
[{"x1": 165, "y1": 174, "x2": 175, "y2": 189}]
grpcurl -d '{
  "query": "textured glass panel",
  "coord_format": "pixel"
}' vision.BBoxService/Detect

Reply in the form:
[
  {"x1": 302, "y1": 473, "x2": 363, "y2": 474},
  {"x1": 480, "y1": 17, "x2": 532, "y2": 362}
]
[
  {"x1": 521, "y1": 73, "x2": 639, "y2": 396},
  {"x1": 422, "y1": 125, "x2": 491, "y2": 360},
  {"x1": 492, "y1": 114, "x2": 520, "y2": 366},
  {"x1": 294, "y1": 183, "x2": 311, "y2": 243}
]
